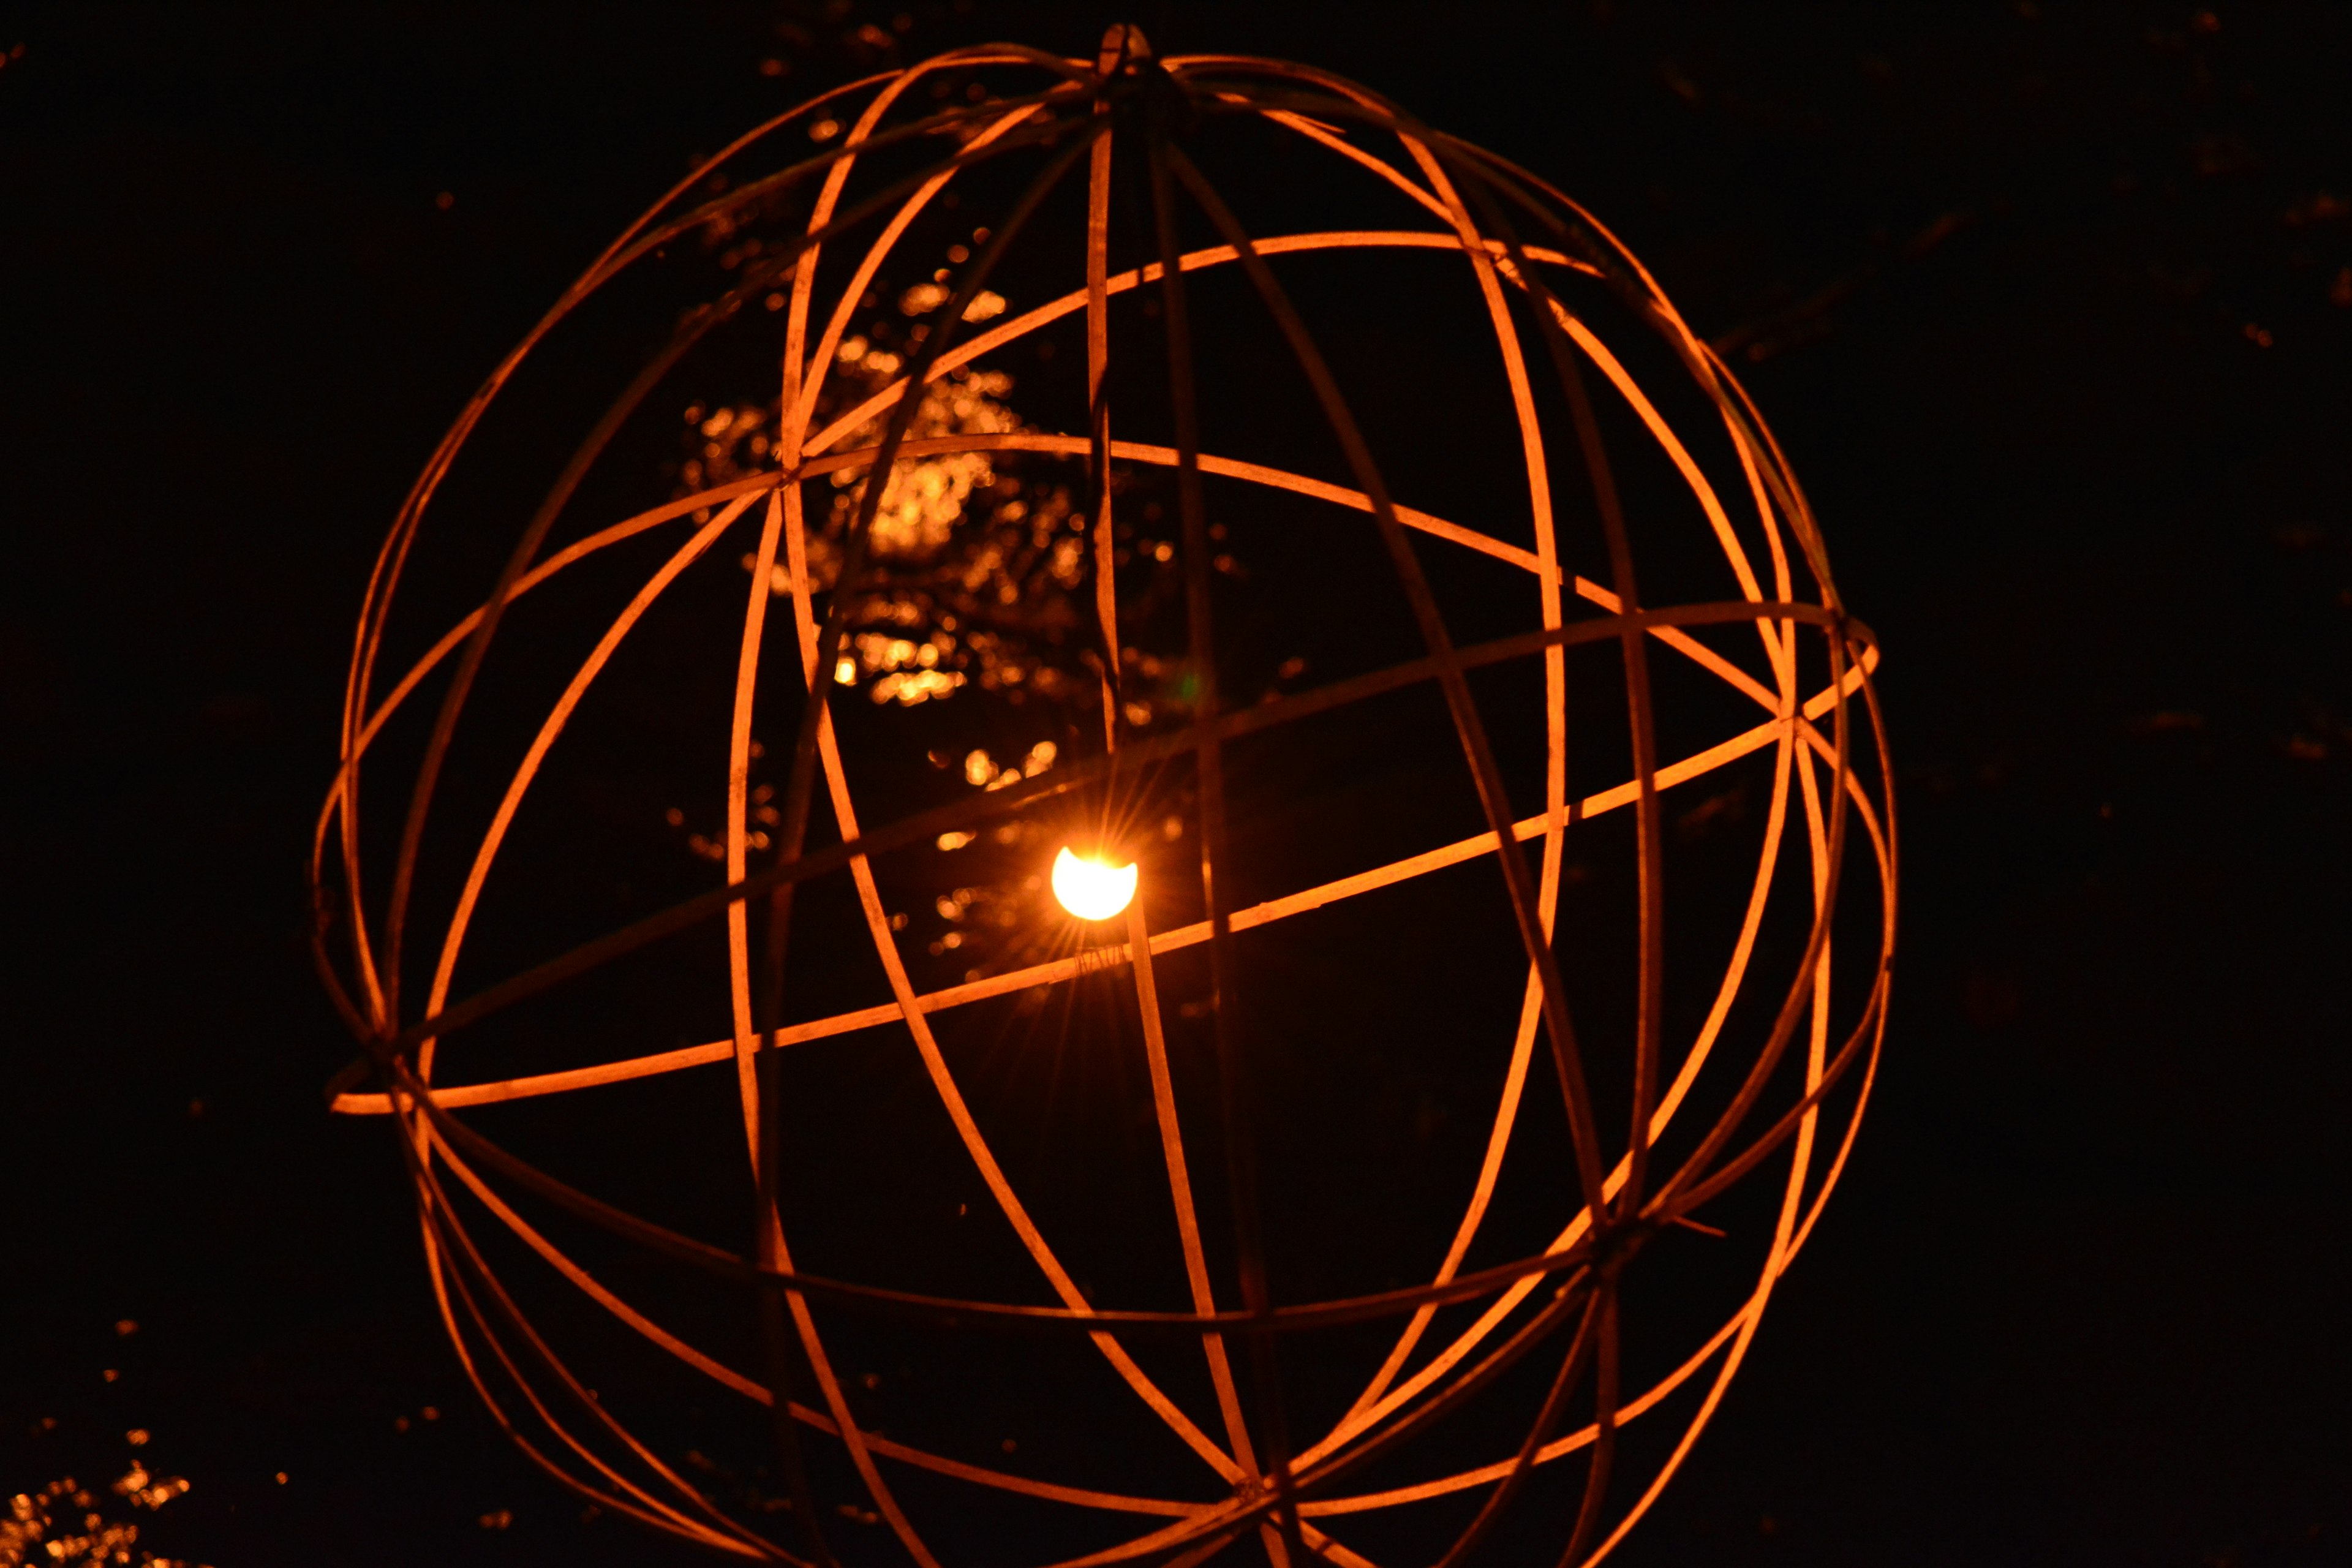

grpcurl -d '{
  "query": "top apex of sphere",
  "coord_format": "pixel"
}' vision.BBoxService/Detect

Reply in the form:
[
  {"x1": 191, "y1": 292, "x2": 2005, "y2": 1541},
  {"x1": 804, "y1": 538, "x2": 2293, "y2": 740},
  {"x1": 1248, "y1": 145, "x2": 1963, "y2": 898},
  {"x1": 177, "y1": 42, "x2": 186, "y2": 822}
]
[{"x1": 1097, "y1": 23, "x2": 1152, "y2": 74}]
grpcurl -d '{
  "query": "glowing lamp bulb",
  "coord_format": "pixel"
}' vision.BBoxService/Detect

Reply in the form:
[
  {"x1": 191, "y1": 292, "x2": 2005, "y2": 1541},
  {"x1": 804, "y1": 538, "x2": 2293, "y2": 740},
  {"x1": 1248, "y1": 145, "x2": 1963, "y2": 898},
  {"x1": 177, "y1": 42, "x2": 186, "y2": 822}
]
[{"x1": 1052, "y1": 846, "x2": 1138, "y2": 921}]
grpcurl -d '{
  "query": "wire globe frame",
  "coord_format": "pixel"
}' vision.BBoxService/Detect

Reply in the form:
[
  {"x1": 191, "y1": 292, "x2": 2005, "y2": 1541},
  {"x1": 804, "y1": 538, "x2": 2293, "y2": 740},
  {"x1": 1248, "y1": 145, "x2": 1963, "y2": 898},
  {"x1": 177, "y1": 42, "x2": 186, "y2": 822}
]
[{"x1": 314, "y1": 29, "x2": 1896, "y2": 1568}]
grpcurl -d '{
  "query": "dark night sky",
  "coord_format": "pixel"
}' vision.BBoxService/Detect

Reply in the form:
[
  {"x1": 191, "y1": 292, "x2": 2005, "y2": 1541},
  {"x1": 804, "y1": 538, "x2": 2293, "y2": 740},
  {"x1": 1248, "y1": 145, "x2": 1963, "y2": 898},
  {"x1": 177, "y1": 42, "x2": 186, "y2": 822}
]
[{"x1": 2, "y1": 4, "x2": 2348, "y2": 1566}]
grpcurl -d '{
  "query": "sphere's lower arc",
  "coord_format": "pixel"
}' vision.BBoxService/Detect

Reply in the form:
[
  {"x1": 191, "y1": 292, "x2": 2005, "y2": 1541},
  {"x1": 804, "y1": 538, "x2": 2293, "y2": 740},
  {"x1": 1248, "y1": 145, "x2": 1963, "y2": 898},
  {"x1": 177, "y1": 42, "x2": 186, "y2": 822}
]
[
  {"x1": 427, "y1": 1078, "x2": 1432, "y2": 1528},
  {"x1": 1302, "y1": 998, "x2": 1887, "y2": 1523},
  {"x1": 399, "y1": 944, "x2": 1888, "y2": 1551},
  {"x1": 417, "y1": 1233, "x2": 767, "y2": 1554},
  {"x1": 1285, "y1": 703, "x2": 1888, "y2": 1476},
  {"x1": 360, "y1": 933, "x2": 1888, "y2": 1566},
  {"x1": 1304, "y1": 703, "x2": 1800, "y2": 1469},
  {"x1": 1575, "y1": 727, "x2": 1847, "y2": 1567},
  {"x1": 409, "y1": 1134, "x2": 780, "y2": 1556},
  {"x1": 1196, "y1": 703, "x2": 1892, "y2": 1562},
  {"x1": 418, "y1": 1102, "x2": 1223, "y2": 1524}
]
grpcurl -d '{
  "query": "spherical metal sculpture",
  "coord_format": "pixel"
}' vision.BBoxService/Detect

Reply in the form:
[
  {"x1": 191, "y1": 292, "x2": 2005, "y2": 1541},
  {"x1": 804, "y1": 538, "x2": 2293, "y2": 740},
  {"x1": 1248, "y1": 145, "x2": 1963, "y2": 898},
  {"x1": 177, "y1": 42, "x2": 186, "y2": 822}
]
[{"x1": 314, "y1": 29, "x2": 1894, "y2": 1567}]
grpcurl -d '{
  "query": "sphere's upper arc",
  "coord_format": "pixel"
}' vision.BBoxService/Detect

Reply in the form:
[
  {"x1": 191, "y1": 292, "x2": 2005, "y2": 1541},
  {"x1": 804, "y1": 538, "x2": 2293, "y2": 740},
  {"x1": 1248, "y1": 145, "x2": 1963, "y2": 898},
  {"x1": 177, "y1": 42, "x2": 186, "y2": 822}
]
[
  {"x1": 330, "y1": 62, "x2": 957, "y2": 1005},
  {"x1": 343, "y1": 59, "x2": 902, "y2": 688},
  {"x1": 1154, "y1": 58, "x2": 1686, "y2": 339},
  {"x1": 339, "y1": 68, "x2": 1104, "y2": 1026}
]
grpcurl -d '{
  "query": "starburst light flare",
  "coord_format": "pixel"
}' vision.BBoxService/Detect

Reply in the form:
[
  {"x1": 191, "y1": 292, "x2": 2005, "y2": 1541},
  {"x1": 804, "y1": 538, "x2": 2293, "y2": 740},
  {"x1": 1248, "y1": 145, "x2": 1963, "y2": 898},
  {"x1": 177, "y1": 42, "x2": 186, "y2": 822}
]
[{"x1": 1052, "y1": 847, "x2": 1140, "y2": 921}]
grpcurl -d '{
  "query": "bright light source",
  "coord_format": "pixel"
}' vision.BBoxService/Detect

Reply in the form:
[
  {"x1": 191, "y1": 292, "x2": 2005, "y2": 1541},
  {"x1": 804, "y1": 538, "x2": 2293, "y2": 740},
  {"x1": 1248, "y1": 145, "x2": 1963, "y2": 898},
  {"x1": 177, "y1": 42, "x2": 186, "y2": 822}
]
[{"x1": 1051, "y1": 846, "x2": 1138, "y2": 921}]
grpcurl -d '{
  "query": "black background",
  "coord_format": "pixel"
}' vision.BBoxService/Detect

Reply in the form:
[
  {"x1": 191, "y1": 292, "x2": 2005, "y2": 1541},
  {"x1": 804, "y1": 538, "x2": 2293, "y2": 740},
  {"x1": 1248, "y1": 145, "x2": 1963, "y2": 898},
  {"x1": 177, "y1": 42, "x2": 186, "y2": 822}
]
[{"x1": 2, "y1": 2, "x2": 2348, "y2": 1565}]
